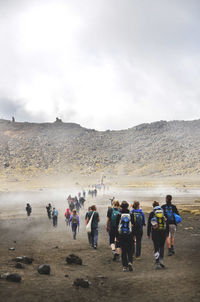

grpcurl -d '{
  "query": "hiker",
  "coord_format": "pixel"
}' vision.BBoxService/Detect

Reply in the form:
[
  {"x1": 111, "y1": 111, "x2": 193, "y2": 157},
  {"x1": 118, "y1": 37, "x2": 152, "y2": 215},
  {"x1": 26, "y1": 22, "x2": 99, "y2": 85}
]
[
  {"x1": 26, "y1": 203, "x2": 32, "y2": 216},
  {"x1": 83, "y1": 190, "x2": 86, "y2": 199},
  {"x1": 52, "y1": 207, "x2": 58, "y2": 227},
  {"x1": 75, "y1": 199, "x2": 81, "y2": 213},
  {"x1": 106, "y1": 200, "x2": 121, "y2": 261},
  {"x1": 161, "y1": 195, "x2": 179, "y2": 256},
  {"x1": 109, "y1": 197, "x2": 115, "y2": 206},
  {"x1": 69, "y1": 201, "x2": 75, "y2": 212},
  {"x1": 147, "y1": 201, "x2": 169, "y2": 269},
  {"x1": 70, "y1": 209, "x2": 80, "y2": 240},
  {"x1": 116, "y1": 201, "x2": 134, "y2": 272},
  {"x1": 131, "y1": 201, "x2": 145, "y2": 259},
  {"x1": 65, "y1": 208, "x2": 71, "y2": 226},
  {"x1": 79, "y1": 197, "x2": 85, "y2": 208},
  {"x1": 94, "y1": 188, "x2": 97, "y2": 197},
  {"x1": 85, "y1": 207, "x2": 92, "y2": 245},
  {"x1": 86, "y1": 205, "x2": 100, "y2": 249},
  {"x1": 46, "y1": 203, "x2": 52, "y2": 219}
]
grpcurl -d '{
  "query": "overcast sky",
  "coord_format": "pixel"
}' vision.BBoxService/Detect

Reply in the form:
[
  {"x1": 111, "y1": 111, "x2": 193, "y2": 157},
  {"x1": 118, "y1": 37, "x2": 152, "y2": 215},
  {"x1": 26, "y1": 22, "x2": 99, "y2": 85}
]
[{"x1": 0, "y1": 0, "x2": 200, "y2": 130}]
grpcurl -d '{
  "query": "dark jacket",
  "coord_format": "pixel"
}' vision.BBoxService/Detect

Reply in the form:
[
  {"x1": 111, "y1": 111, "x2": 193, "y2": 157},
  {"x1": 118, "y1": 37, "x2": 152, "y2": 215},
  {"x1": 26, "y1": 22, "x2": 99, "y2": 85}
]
[{"x1": 161, "y1": 204, "x2": 179, "y2": 225}]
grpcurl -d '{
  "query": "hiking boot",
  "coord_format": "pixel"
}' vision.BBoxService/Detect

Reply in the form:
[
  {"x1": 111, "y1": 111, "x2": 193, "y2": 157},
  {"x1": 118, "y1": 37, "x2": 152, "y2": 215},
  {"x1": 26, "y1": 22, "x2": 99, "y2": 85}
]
[
  {"x1": 155, "y1": 262, "x2": 162, "y2": 270},
  {"x1": 123, "y1": 267, "x2": 128, "y2": 272},
  {"x1": 171, "y1": 246, "x2": 175, "y2": 254},
  {"x1": 93, "y1": 245, "x2": 97, "y2": 249},
  {"x1": 128, "y1": 263, "x2": 133, "y2": 272},
  {"x1": 168, "y1": 248, "x2": 173, "y2": 256},
  {"x1": 113, "y1": 253, "x2": 117, "y2": 261},
  {"x1": 136, "y1": 257, "x2": 141, "y2": 260},
  {"x1": 159, "y1": 259, "x2": 165, "y2": 268}
]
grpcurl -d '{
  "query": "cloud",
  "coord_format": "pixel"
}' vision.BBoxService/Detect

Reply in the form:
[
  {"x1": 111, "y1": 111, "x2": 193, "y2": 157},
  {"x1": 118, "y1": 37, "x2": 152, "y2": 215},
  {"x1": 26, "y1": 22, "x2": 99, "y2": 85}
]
[{"x1": 0, "y1": 0, "x2": 200, "y2": 130}]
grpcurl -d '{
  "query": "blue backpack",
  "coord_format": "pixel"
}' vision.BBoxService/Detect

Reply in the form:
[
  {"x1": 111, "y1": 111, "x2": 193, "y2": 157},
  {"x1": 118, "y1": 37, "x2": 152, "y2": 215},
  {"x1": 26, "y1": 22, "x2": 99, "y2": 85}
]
[
  {"x1": 133, "y1": 211, "x2": 143, "y2": 229},
  {"x1": 166, "y1": 206, "x2": 175, "y2": 223},
  {"x1": 110, "y1": 208, "x2": 120, "y2": 227},
  {"x1": 118, "y1": 214, "x2": 131, "y2": 235}
]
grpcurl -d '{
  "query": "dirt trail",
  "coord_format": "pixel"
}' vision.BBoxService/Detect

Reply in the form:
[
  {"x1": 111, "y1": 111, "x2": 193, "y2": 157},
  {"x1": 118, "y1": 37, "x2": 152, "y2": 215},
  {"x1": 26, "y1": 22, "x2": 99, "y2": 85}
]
[{"x1": 0, "y1": 195, "x2": 200, "y2": 302}]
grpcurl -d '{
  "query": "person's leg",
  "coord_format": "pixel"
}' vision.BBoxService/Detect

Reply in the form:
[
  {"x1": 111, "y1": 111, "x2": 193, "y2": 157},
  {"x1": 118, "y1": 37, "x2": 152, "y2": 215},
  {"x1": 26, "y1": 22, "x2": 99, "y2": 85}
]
[
  {"x1": 167, "y1": 225, "x2": 175, "y2": 255},
  {"x1": 136, "y1": 231, "x2": 142, "y2": 258},
  {"x1": 91, "y1": 228, "x2": 94, "y2": 247},
  {"x1": 93, "y1": 227, "x2": 98, "y2": 248},
  {"x1": 170, "y1": 225, "x2": 176, "y2": 254},
  {"x1": 119, "y1": 237, "x2": 128, "y2": 270},
  {"x1": 159, "y1": 231, "x2": 166, "y2": 267},
  {"x1": 127, "y1": 237, "x2": 134, "y2": 271},
  {"x1": 152, "y1": 232, "x2": 160, "y2": 265}
]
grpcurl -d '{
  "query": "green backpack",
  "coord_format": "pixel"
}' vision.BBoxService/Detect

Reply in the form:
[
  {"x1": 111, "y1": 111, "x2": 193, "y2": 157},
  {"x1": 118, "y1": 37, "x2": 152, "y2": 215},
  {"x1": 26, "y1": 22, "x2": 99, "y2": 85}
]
[{"x1": 110, "y1": 208, "x2": 120, "y2": 227}]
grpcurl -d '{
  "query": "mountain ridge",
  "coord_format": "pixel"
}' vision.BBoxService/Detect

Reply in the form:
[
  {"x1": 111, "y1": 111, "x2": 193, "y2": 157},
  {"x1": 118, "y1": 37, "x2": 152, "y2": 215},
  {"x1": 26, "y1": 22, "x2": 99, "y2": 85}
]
[{"x1": 0, "y1": 118, "x2": 200, "y2": 178}]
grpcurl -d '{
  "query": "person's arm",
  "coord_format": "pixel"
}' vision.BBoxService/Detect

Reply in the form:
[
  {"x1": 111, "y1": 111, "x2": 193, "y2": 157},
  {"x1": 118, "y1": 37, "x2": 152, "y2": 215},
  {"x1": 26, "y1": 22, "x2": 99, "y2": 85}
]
[
  {"x1": 106, "y1": 217, "x2": 110, "y2": 232},
  {"x1": 106, "y1": 208, "x2": 112, "y2": 231},
  {"x1": 166, "y1": 218, "x2": 169, "y2": 235},
  {"x1": 85, "y1": 213, "x2": 89, "y2": 225},
  {"x1": 173, "y1": 205, "x2": 179, "y2": 215},
  {"x1": 142, "y1": 212, "x2": 146, "y2": 226},
  {"x1": 77, "y1": 216, "x2": 80, "y2": 226},
  {"x1": 97, "y1": 212, "x2": 100, "y2": 222},
  {"x1": 147, "y1": 212, "x2": 153, "y2": 237}
]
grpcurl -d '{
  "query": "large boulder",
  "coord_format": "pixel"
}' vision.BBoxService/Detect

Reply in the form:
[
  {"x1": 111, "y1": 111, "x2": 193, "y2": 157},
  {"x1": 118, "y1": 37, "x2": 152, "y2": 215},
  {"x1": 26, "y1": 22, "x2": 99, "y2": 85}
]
[
  {"x1": 66, "y1": 254, "x2": 82, "y2": 265},
  {"x1": 37, "y1": 264, "x2": 51, "y2": 275}
]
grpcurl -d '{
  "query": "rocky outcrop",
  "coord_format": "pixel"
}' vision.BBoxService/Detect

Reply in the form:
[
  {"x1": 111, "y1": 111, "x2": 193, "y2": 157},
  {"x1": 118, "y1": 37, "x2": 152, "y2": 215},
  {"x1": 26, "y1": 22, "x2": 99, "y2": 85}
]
[{"x1": 0, "y1": 119, "x2": 200, "y2": 177}]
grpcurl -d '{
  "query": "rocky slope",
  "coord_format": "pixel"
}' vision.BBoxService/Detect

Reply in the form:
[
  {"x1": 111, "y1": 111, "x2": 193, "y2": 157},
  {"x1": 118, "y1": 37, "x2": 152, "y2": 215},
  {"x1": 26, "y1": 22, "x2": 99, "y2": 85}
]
[{"x1": 0, "y1": 119, "x2": 200, "y2": 178}]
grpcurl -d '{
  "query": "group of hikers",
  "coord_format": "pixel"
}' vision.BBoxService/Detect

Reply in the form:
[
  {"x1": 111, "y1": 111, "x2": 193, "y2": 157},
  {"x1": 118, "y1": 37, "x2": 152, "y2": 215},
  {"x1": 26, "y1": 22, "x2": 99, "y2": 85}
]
[
  {"x1": 67, "y1": 193, "x2": 86, "y2": 213},
  {"x1": 83, "y1": 194, "x2": 180, "y2": 271},
  {"x1": 25, "y1": 193, "x2": 181, "y2": 271}
]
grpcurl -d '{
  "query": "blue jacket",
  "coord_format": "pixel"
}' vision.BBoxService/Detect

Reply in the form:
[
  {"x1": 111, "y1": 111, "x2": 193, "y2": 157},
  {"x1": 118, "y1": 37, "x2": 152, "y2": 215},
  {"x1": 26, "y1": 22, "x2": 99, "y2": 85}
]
[{"x1": 131, "y1": 209, "x2": 146, "y2": 227}]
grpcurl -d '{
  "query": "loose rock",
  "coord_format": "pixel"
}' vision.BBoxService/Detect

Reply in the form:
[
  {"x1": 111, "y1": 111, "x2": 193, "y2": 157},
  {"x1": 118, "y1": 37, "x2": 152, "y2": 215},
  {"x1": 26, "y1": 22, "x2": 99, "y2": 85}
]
[
  {"x1": 0, "y1": 273, "x2": 21, "y2": 282},
  {"x1": 38, "y1": 264, "x2": 51, "y2": 275},
  {"x1": 15, "y1": 263, "x2": 25, "y2": 269},
  {"x1": 73, "y1": 278, "x2": 90, "y2": 288},
  {"x1": 12, "y1": 256, "x2": 34, "y2": 264},
  {"x1": 66, "y1": 254, "x2": 82, "y2": 265}
]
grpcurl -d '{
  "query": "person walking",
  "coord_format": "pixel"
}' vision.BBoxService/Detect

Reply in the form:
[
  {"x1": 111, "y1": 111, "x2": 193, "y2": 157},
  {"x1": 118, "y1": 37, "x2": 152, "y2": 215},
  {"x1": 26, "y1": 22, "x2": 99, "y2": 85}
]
[
  {"x1": 65, "y1": 208, "x2": 71, "y2": 226},
  {"x1": 46, "y1": 203, "x2": 52, "y2": 219},
  {"x1": 52, "y1": 207, "x2": 58, "y2": 227},
  {"x1": 131, "y1": 201, "x2": 145, "y2": 259},
  {"x1": 116, "y1": 201, "x2": 134, "y2": 272},
  {"x1": 147, "y1": 201, "x2": 169, "y2": 269},
  {"x1": 85, "y1": 207, "x2": 92, "y2": 246},
  {"x1": 26, "y1": 203, "x2": 32, "y2": 217},
  {"x1": 86, "y1": 205, "x2": 100, "y2": 249},
  {"x1": 106, "y1": 200, "x2": 120, "y2": 261},
  {"x1": 161, "y1": 195, "x2": 179, "y2": 256},
  {"x1": 70, "y1": 209, "x2": 80, "y2": 240}
]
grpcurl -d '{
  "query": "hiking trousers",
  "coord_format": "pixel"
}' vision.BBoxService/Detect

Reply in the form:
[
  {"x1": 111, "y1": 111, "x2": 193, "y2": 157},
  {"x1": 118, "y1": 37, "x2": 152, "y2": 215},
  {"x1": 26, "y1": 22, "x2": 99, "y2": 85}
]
[
  {"x1": 133, "y1": 230, "x2": 143, "y2": 258},
  {"x1": 91, "y1": 227, "x2": 98, "y2": 247},
  {"x1": 72, "y1": 223, "x2": 78, "y2": 239},
  {"x1": 53, "y1": 216, "x2": 58, "y2": 227},
  {"x1": 152, "y1": 230, "x2": 166, "y2": 262},
  {"x1": 119, "y1": 235, "x2": 134, "y2": 267}
]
